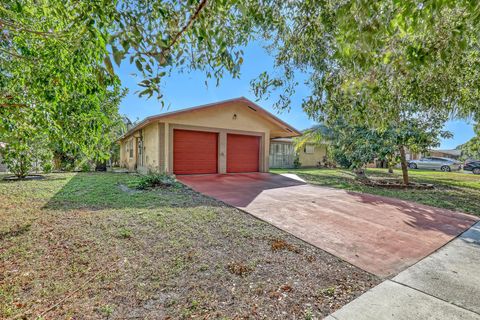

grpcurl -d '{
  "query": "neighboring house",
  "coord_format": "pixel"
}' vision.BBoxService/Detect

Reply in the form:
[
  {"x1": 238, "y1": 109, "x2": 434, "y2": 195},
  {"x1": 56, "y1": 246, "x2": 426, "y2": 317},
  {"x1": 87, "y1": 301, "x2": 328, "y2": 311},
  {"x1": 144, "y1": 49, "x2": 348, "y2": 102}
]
[
  {"x1": 428, "y1": 148, "x2": 461, "y2": 160},
  {"x1": 119, "y1": 97, "x2": 301, "y2": 174},
  {"x1": 269, "y1": 137, "x2": 328, "y2": 168}
]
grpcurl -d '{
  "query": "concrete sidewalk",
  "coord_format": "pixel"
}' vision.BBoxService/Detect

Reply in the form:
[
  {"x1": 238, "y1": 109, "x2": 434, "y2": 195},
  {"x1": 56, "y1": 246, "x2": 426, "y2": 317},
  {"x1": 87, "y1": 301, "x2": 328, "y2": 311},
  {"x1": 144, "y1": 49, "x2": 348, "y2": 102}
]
[{"x1": 326, "y1": 221, "x2": 480, "y2": 320}]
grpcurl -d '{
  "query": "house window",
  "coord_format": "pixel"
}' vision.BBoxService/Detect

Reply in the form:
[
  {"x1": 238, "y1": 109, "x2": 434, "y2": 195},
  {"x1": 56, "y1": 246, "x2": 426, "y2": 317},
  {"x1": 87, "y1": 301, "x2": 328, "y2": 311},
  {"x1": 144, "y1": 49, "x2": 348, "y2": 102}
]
[
  {"x1": 304, "y1": 145, "x2": 315, "y2": 154},
  {"x1": 129, "y1": 139, "x2": 134, "y2": 158}
]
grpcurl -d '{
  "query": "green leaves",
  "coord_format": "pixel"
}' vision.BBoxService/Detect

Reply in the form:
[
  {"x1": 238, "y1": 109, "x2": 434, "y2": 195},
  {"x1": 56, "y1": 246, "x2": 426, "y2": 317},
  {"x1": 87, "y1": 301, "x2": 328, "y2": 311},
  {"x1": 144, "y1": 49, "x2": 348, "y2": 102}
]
[
  {"x1": 104, "y1": 56, "x2": 114, "y2": 75},
  {"x1": 134, "y1": 59, "x2": 143, "y2": 72},
  {"x1": 112, "y1": 45, "x2": 124, "y2": 66},
  {"x1": 0, "y1": 0, "x2": 125, "y2": 174}
]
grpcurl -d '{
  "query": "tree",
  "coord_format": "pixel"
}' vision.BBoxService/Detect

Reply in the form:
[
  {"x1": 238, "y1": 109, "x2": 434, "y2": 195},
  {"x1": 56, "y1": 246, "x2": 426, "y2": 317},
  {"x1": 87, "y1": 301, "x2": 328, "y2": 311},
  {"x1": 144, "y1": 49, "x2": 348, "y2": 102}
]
[
  {"x1": 0, "y1": 108, "x2": 52, "y2": 178},
  {"x1": 294, "y1": 114, "x2": 451, "y2": 183},
  {"x1": 459, "y1": 125, "x2": 480, "y2": 161},
  {"x1": 1, "y1": 0, "x2": 277, "y2": 103},
  {"x1": 252, "y1": 0, "x2": 480, "y2": 185},
  {"x1": 1, "y1": 1, "x2": 278, "y2": 169},
  {"x1": 293, "y1": 124, "x2": 333, "y2": 151}
]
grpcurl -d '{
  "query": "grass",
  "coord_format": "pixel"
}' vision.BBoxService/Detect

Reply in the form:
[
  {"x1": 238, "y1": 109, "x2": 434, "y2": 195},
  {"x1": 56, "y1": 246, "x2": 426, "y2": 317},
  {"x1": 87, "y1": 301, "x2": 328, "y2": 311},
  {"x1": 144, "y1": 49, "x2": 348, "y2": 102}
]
[
  {"x1": 271, "y1": 168, "x2": 480, "y2": 216},
  {"x1": 0, "y1": 172, "x2": 378, "y2": 319}
]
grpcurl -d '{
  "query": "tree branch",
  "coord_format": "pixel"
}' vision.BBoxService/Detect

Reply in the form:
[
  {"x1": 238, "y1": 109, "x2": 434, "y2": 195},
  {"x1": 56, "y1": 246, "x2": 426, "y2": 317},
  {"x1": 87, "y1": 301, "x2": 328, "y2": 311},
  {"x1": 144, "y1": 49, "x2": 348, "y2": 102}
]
[
  {"x1": 0, "y1": 47, "x2": 31, "y2": 60},
  {"x1": 168, "y1": 0, "x2": 208, "y2": 52},
  {"x1": 143, "y1": 0, "x2": 208, "y2": 59},
  {"x1": 0, "y1": 18, "x2": 68, "y2": 38}
]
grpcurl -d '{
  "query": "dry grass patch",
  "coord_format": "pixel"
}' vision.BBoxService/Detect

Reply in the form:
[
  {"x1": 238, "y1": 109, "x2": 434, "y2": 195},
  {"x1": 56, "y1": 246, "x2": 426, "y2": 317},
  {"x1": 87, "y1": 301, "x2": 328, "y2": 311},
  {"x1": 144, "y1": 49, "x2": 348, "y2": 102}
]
[{"x1": 0, "y1": 172, "x2": 379, "y2": 319}]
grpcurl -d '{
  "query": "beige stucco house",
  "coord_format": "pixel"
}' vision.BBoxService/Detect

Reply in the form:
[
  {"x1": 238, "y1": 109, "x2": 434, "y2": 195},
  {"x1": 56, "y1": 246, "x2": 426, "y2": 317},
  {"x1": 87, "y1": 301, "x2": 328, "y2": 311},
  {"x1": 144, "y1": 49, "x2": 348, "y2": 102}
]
[{"x1": 119, "y1": 97, "x2": 301, "y2": 175}]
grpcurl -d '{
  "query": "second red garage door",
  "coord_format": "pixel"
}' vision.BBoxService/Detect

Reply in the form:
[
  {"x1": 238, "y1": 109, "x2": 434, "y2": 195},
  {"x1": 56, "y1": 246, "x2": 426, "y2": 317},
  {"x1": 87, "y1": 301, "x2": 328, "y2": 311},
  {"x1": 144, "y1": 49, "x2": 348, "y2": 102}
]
[
  {"x1": 227, "y1": 134, "x2": 260, "y2": 173},
  {"x1": 173, "y1": 129, "x2": 218, "y2": 174}
]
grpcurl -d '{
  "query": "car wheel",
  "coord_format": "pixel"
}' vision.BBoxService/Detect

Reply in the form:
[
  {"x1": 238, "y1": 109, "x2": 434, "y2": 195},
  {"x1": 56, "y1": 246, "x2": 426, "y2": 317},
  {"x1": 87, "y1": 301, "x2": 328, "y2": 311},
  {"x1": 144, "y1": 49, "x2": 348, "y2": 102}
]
[
  {"x1": 408, "y1": 163, "x2": 417, "y2": 169},
  {"x1": 441, "y1": 165, "x2": 451, "y2": 172},
  {"x1": 473, "y1": 168, "x2": 480, "y2": 175}
]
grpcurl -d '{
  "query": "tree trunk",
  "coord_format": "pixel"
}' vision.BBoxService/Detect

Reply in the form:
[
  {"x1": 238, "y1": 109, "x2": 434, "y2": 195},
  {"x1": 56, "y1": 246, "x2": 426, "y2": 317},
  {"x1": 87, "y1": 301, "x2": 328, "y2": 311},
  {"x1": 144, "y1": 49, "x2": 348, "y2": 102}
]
[{"x1": 398, "y1": 145, "x2": 409, "y2": 185}]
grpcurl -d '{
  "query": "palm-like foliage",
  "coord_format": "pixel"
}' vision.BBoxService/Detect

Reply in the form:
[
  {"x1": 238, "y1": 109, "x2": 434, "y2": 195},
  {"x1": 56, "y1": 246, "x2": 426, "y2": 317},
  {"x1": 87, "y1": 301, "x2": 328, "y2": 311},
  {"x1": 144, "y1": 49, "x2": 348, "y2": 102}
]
[{"x1": 293, "y1": 124, "x2": 333, "y2": 152}]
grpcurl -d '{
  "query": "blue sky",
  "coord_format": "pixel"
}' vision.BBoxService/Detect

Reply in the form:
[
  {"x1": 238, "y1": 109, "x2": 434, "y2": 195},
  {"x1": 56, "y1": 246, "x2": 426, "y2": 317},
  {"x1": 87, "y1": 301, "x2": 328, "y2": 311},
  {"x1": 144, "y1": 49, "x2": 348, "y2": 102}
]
[{"x1": 118, "y1": 44, "x2": 475, "y2": 150}]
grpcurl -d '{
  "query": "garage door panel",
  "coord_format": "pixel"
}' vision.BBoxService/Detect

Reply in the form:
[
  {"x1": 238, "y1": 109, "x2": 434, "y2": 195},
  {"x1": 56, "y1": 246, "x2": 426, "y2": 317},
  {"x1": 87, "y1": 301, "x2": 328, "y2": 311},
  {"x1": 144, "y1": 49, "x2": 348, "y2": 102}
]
[
  {"x1": 174, "y1": 130, "x2": 218, "y2": 174},
  {"x1": 227, "y1": 134, "x2": 260, "y2": 173}
]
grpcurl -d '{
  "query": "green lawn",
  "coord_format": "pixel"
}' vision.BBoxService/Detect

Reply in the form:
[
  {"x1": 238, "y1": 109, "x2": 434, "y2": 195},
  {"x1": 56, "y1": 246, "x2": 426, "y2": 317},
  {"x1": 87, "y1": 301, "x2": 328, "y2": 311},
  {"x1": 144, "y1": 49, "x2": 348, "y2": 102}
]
[
  {"x1": 0, "y1": 172, "x2": 377, "y2": 319},
  {"x1": 271, "y1": 168, "x2": 480, "y2": 216}
]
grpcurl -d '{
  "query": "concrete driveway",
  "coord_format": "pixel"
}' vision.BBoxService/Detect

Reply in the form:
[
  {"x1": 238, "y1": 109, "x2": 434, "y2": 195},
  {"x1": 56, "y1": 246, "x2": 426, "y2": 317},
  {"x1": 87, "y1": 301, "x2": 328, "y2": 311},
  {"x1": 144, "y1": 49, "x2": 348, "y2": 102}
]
[{"x1": 178, "y1": 173, "x2": 478, "y2": 277}]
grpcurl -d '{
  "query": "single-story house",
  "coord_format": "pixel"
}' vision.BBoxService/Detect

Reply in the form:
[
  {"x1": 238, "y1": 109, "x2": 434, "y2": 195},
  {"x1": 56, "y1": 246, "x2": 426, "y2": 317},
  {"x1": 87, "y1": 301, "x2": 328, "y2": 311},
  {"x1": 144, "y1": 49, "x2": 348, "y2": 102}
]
[
  {"x1": 119, "y1": 97, "x2": 301, "y2": 174},
  {"x1": 428, "y1": 148, "x2": 461, "y2": 160}
]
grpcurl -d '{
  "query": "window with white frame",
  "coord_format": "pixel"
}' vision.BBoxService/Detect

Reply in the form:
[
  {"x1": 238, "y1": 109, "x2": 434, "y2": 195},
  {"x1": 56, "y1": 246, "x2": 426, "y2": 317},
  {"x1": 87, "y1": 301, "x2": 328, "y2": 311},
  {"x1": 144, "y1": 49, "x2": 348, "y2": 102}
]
[{"x1": 304, "y1": 144, "x2": 315, "y2": 154}]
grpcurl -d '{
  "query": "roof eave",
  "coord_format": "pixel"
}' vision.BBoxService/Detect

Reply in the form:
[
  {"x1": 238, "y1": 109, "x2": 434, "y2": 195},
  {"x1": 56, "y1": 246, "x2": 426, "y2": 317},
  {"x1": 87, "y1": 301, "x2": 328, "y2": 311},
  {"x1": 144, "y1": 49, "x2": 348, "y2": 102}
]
[{"x1": 118, "y1": 97, "x2": 301, "y2": 140}]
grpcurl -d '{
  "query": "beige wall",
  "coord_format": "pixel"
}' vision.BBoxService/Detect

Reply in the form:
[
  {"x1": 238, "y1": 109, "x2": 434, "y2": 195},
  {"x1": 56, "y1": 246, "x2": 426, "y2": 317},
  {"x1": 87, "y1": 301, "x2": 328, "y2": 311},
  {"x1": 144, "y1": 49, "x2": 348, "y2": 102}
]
[
  {"x1": 120, "y1": 137, "x2": 137, "y2": 171},
  {"x1": 121, "y1": 103, "x2": 277, "y2": 174},
  {"x1": 137, "y1": 123, "x2": 160, "y2": 173},
  {"x1": 299, "y1": 144, "x2": 327, "y2": 167},
  {"x1": 163, "y1": 102, "x2": 280, "y2": 134}
]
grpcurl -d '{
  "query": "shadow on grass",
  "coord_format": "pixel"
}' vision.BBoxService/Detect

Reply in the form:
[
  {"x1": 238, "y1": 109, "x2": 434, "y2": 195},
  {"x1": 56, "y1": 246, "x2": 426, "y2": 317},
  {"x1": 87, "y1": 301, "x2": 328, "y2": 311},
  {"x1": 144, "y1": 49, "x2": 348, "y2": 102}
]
[
  {"x1": 0, "y1": 174, "x2": 68, "y2": 183},
  {"x1": 42, "y1": 172, "x2": 219, "y2": 211}
]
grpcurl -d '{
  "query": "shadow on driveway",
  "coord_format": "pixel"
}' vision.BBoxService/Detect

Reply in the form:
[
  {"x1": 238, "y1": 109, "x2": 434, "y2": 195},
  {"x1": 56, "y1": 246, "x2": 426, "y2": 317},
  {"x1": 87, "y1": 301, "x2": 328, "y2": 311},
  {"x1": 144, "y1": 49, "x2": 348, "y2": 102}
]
[{"x1": 179, "y1": 173, "x2": 479, "y2": 277}]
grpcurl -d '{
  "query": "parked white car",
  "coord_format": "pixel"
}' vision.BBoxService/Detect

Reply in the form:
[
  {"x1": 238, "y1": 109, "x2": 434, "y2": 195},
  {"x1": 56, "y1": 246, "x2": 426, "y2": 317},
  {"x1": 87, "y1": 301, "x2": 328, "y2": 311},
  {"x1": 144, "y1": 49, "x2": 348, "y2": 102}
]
[{"x1": 407, "y1": 157, "x2": 461, "y2": 172}]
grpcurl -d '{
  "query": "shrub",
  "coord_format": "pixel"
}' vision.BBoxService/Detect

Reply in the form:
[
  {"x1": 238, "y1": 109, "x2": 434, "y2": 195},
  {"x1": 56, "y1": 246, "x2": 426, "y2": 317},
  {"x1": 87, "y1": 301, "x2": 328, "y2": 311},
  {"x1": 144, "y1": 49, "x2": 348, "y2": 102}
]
[
  {"x1": 293, "y1": 156, "x2": 301, "y2": 168},
  {"x1": 331, "y1": 149, "x2": 352, "y2": 169},
  {"x1": 1, "y1": 138, "x2": 53, "y2": 178},
  {"x1": 80, "y1": 161, "x2": 93, "y2": 172},
  {"x1": 42, "y1": 161, "x2": 53, "y2": 174},
  {"x1": 117, "y1": 227, "x2": 133, "y2": 239},
  {"x1": 135, "y1": 173, "x2": 180, "y2": 190}
]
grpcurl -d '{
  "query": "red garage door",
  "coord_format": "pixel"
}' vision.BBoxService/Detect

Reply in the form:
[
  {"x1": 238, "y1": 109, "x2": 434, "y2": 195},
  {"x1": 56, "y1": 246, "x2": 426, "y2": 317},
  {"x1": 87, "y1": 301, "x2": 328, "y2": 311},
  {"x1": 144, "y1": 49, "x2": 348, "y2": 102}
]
[
  {"x1": 227, "y1": 134, "x2": 260, "y2": 173},
  {"x1": 173, "y1": 130, "x2": 218, "y2": 174}
]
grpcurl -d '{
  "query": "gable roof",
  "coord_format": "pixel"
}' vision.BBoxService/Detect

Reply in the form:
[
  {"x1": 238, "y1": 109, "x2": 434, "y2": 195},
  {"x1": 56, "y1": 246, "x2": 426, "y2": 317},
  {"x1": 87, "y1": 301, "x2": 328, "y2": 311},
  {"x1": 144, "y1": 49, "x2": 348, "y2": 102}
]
[{"x1": 120, "y1": 97, "x2": 301, "y2": 140}]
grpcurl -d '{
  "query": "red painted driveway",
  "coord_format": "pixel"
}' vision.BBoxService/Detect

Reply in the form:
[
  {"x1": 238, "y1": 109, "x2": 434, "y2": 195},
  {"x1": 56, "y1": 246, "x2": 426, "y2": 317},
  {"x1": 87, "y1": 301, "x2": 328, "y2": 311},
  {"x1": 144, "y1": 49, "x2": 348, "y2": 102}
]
[{"x1": 178, "y1": 173, "x2": 478, "y2": 277}]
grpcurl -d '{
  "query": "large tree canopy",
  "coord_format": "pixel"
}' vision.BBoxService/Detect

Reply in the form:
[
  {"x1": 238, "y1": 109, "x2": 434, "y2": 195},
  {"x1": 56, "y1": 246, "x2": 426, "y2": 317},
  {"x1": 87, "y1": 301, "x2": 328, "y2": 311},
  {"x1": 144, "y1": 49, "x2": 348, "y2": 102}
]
[
  {"x1": 254, "y1": 0, "x2": 480, "y2": 121},
  {"x1": 1, "y1": 0, "x2": 277, "y2": 105},
  {"x1": 0, "y1": 0, "x2": 277, "y2": 175},
  {"x1": 253, "y1": 0, "x2": 480, "y2": 183}
]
